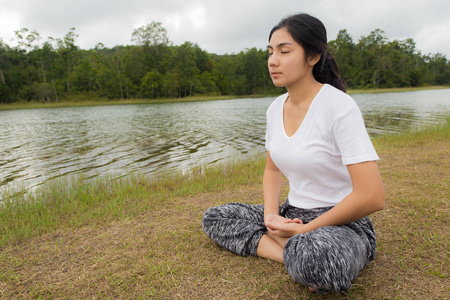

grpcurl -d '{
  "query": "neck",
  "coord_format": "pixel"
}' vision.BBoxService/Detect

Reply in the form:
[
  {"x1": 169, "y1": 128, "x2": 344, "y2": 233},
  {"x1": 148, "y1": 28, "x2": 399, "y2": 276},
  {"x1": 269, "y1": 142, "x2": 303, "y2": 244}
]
[{"x1": 286, "y1": 75, "x2": 323, "y2": 105}]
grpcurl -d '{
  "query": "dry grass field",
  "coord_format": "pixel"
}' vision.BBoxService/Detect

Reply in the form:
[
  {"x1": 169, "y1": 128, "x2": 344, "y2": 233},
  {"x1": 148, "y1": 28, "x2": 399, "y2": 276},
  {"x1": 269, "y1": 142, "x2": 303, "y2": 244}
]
[{"x1": 1, "y1": 120, "x2": 448, "y2": 299}]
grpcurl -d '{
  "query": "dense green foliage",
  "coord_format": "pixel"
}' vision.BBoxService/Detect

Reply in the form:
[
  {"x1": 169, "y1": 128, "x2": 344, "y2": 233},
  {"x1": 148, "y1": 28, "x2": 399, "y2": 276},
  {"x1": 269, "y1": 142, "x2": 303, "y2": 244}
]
[
  {"x1": 329, "y1": 29, "x2": 450, "y2": 89},
  {"x1": 0, "y1": 24, "x2": 449, "y2": 103}
]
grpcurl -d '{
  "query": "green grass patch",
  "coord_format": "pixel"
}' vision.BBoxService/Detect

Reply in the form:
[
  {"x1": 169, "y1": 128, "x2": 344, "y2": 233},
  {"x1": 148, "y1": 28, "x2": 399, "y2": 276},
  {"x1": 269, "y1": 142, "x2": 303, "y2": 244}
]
[
  {"x1": 0, "y1": 155, "x2": 265, "y2": 247},
  {"x1": 372, "y1": 115, "x2": 449, "y2": 150},
  {"x1": 0, "y1": 94, "x2": 277, "y2": 111},
  {"x1": 347, "y1": 85, "x2": 450, "y2": 94}
]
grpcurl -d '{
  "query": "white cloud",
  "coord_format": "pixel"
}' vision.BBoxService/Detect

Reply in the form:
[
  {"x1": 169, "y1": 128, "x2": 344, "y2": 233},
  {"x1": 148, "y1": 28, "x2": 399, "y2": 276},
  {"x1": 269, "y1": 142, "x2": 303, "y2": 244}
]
[
  {"x1": 188, "y1": 3, "x2": 207, "y2": 29},
  {"x1": 0, "y1": 8, "x2": 22, "y2": 44},
  {"x1": 416, "y1": 23, "x2": 450, "y2": 55},
  {"x1": 0, "y1": 0, "x2": 448, "y2": 57}
]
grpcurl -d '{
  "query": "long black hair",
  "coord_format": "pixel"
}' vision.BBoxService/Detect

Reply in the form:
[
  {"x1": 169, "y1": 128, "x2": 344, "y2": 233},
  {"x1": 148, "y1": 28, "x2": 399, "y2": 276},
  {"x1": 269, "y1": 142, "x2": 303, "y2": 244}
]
[{"x1": 269, "y1": 13, "x2": 346, "y2": 92}]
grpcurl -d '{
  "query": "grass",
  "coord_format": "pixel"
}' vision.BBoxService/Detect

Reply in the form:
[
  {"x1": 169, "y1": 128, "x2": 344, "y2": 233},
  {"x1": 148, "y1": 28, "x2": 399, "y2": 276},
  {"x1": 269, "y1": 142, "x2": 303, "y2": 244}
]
[
  {"x1": 372, "y1": 115, "x2": 449, "y2": 149},
  {"x1": 347, "y1": 85, "x2": 450, "y2": 94},
  {"x1": 1, "y1": 86, "x2": 449, "y2": 111},
  {"x1": 0, "y1": 119, "x2": 449, "y2": 299},
  {"x1": 0, "y1": 155, "x2": 266, "y2": 247},
  {"x1": 0, "y1": 94, "x2": 275, "y2": 111}
]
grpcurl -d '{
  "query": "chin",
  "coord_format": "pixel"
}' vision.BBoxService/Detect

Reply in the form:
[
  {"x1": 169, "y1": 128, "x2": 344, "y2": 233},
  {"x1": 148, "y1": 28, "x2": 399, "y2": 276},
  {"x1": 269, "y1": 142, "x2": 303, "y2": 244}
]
[{"x1": 271, "y1": 81, "x2": 286, "y2": 88}]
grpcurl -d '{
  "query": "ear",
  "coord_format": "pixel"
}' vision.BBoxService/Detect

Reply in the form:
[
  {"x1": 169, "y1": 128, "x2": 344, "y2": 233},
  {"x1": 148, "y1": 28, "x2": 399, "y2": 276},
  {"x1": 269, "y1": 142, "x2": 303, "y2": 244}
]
[{"x1": 308, "y1": 54, "x2": 321, "y2": 66}]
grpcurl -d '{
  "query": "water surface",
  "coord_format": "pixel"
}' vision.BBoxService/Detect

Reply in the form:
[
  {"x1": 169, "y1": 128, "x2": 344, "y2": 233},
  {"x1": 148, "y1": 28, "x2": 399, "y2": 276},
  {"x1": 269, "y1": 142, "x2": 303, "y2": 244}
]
[{"x1": 1, "y1": 88, "x2": 448, "y2": 195}]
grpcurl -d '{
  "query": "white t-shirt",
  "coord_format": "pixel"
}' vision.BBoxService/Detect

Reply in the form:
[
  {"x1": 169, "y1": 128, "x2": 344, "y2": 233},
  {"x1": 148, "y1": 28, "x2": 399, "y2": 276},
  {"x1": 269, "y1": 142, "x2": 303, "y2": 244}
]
[{"x1": 265, "y1": 84, "x2": 379, "y2": 209}]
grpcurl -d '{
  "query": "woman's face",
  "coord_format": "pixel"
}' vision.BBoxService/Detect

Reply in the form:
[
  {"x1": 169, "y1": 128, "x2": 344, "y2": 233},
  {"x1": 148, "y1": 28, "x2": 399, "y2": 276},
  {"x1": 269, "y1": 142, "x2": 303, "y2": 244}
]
[{"x1": 267, "y1": 27, "x2": 314, "y2": 88}]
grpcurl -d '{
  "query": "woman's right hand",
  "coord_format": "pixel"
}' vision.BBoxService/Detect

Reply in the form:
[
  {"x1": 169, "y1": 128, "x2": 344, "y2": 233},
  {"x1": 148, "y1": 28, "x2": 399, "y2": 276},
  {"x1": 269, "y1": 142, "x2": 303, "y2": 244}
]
[{"x1": 265, "y1": 214, "x2": 303, "y2": 237}]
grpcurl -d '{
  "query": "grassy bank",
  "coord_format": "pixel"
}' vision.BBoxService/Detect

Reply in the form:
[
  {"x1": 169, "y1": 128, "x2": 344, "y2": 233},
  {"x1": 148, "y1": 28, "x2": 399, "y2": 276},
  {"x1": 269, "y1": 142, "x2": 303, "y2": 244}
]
[
  {"x1": 0, "y1": 155, "x2": 267, "y2": 248},
  {"x1": 347, "y1": 85, "x2": 450, "y2": 94},
  {"x1": 0, "y1": 94, "x2": 273, "y2": 111},
  {"x1": 1, "y1": 86, "x2": 449, "y2": 111},
  {"x1": 0, "y1": 120, "x2": 449, "y2": 299}
]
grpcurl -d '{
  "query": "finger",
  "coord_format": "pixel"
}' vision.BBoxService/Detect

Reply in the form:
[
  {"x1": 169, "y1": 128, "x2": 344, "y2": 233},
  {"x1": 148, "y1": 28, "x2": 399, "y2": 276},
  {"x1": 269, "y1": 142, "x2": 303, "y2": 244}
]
[{"x1": 267, "y1": 223, "x2": 278, "y2": 230}]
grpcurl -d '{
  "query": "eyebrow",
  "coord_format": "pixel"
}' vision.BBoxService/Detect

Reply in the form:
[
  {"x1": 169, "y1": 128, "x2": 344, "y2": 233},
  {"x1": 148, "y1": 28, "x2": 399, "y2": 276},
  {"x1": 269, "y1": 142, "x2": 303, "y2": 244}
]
[{"x1": 267, "y1": 42, "x2": 294, "y2": 49}]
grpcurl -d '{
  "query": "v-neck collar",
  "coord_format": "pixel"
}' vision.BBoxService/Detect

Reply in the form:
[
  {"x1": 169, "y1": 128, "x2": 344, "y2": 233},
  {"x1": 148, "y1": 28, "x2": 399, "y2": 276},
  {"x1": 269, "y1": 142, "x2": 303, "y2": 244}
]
[{"x1": 281, "y1": 84, "x2": 326, "y2": 139}]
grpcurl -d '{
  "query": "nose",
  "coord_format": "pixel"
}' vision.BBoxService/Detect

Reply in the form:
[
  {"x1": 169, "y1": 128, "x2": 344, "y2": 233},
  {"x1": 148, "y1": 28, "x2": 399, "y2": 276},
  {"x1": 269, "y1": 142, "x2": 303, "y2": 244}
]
[{"x1": 268, "y1": 53, "x2": 279, "y2": 67}]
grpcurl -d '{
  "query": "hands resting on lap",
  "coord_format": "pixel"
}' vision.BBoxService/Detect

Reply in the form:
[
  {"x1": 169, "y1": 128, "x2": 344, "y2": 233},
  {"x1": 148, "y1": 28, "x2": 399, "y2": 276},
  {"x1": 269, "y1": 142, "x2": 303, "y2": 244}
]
[{"x1": 264, "y1": 214, "x2": 307, "y2": 238}]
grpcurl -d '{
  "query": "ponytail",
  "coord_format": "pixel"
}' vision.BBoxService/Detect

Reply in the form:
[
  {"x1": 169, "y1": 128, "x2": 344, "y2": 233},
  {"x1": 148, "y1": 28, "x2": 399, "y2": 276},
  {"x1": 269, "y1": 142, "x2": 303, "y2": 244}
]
[{"x1": 314, "y1": 51, "x2": 346, "y2": 92}]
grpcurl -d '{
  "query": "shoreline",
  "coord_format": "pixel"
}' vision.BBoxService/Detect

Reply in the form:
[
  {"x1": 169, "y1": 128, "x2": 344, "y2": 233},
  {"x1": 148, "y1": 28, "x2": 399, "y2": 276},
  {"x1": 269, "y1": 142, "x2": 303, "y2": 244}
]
[
  {"x1": 0, "y1": 120, "x2": 448, "y2": 298},
  {"x1": 1, "y1": 85, "x2": 449, "y2": 111}
]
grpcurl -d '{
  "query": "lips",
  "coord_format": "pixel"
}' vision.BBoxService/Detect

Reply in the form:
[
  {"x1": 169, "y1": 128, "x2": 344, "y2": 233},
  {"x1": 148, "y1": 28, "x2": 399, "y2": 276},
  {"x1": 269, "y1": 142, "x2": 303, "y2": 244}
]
[{"x1": 271, "y1": 72, "x2": 282, "y2": 77}]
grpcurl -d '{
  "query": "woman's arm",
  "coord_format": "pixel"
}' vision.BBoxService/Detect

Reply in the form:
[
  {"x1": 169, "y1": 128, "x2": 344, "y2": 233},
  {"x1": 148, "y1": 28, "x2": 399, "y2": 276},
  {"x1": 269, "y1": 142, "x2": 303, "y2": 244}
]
[
  {"x1": 304, "y1": 160, "x2": 385, "y2": 231},
  {"x1": 263, "y1": 151, "x2": 283, "y2": 219},
  {"x1": 266, "y1": 160, "x2": 385, "y2": 236}
]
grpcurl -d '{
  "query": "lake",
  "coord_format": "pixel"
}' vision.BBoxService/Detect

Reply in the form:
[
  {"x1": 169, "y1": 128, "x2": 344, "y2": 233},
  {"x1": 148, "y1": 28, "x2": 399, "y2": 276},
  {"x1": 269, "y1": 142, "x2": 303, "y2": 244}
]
[{"x1": 1, "y1": 88, "x2": 449, "y2": 196}]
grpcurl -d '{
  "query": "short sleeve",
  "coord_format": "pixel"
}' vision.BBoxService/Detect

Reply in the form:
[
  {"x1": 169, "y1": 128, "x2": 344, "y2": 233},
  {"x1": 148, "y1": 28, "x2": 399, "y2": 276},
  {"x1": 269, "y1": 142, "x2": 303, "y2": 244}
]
[{"x1": 331, "y1": 102, "x2": 379, "y2": 165}]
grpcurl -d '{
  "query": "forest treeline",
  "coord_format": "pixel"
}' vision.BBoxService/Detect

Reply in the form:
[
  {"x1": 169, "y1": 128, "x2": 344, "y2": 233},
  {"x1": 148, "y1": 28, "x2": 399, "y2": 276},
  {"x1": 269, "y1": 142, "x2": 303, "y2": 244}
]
[{"x1": 0, "y1": 22, "x2": 449, "y2": 104}]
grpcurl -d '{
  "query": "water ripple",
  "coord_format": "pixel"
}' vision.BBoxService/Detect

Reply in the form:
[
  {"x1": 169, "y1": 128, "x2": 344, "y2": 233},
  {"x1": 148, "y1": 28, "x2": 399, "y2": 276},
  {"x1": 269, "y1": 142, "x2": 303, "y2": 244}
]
[{"x1": 1, "y1": 90, "x2": 449, "y2": 196}]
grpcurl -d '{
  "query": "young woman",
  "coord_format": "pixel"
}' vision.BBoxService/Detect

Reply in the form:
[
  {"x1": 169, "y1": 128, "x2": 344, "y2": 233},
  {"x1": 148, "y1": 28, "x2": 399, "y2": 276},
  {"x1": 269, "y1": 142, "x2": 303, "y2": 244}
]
[{"x1": 202, "y1": 13, "x2": 385, "y2": 294}]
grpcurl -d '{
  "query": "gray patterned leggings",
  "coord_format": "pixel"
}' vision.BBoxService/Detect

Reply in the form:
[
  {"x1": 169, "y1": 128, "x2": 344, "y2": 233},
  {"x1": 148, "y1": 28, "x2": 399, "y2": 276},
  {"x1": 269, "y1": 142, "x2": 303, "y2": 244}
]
[{"x1": 202, "y1": 201, "x2": 376, "y2": 294}]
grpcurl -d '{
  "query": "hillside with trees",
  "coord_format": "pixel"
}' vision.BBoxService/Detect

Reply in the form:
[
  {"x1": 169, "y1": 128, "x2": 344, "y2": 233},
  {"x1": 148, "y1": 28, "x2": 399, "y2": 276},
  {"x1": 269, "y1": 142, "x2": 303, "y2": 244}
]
[{"x1": 0, "y1": 22, "x2": 449, "y2": 104}]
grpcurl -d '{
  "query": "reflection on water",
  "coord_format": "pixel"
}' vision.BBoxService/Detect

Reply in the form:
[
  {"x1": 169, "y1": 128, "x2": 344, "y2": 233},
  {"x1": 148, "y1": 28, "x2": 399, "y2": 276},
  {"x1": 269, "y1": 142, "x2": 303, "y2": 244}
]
[
  {"x1": 353, "y1": 89, "x2": 449, "y2": 135},
  {"x1": 364, "y1": 110, "x2": 418, "y2": 135},
  {"x1": 0, "y1": 89, "x2": 449, "y2": 195}
]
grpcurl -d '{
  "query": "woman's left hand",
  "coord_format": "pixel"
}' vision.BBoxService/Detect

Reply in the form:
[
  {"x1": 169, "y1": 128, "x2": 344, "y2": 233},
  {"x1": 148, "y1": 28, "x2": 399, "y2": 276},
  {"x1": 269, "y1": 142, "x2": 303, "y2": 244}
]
[{"x1": 265, "y1": 214, "x2": 305, "y2": 238}]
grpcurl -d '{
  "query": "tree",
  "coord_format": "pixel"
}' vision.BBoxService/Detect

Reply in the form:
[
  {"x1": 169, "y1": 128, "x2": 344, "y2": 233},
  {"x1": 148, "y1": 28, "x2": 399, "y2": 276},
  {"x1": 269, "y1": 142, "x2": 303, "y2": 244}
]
[
  {"x1": 428, "y1": 53, "x2": 449, "y2": 85},
  {"x1": 192, "y1": 43, "x2": 211, "y2": 73},
  {"x1": 34, "y1": 82, "x2": 56, "y2": 102},
  {"x1": 162, "y1": 72, "x2": 180, "y2": 98},
  {"x1": 172, "y1": 42, "x2": 199, "y2": 97},
  {"x1": 123, "y1": 46, "x2": 148, "y2": 95},
  {"x1": 55, "y1": 28, "x2": 80, "y2": 93},
  {"x1": 0, "y1": 42, "x2": 12, "y2": 103},
  {"x1": 351, "y1": 29, "x2": 389, "y2": 88},
  {"x1": 1, "y1": 24, "x2": 449, "y2": 103},
  {"x1": 0, "y1": 39, "x2": 9, "y2": 85},
  {"x1": 14, "y1": 28, "x2": 41, "y2": 52},
  {"x1": 141, "y1": 69, "x2": 163, "y2": 98},
  {"x1": 213, "y1": 55, "x2": 235, "y2": 95},
  {"x1": 329, "y1": 29, "x2": 355, "y2": 87},
  {"x1": 196, "y1": 72, "x2": 218, "y2": 95},
  {"x1": 0, "y1": 82, "x2": 11, "y2": 103},
  {"x1": 13, "y1": 28, "x2": 42, "y2": 88},
  {"x1": 131, "y1": 22, "x2": 170, "y2": 47}
]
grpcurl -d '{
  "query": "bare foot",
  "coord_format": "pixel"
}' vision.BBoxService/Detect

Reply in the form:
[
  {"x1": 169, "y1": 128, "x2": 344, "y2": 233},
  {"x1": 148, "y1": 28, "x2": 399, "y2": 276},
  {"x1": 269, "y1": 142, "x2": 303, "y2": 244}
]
[{"x1": 309, "y1": 287, "x2": 315, "y2": 292}]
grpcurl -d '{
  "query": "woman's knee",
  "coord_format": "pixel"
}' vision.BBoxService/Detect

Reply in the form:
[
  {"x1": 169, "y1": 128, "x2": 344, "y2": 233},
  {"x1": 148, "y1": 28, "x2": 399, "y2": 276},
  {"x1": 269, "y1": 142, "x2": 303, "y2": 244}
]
[
  {"x1": 203, "y1": 203, "x2": 263, "y2": 226},
  {"x1": 283, "y1": 227, "x2": 368, "y2": 294},
  {"x1": 201, "y1": 205, "x2": 224, "y2": 236},
  {"x1": 201, "y1": 203, "x2": 265, "y2": 257}
]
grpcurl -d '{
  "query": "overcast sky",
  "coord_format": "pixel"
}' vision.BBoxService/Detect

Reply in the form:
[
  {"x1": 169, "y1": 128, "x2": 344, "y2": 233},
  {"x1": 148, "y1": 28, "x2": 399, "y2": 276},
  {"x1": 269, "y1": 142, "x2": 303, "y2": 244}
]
[{"x1": 1, "y1": 0, "x2": 449, "y2": 57}]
